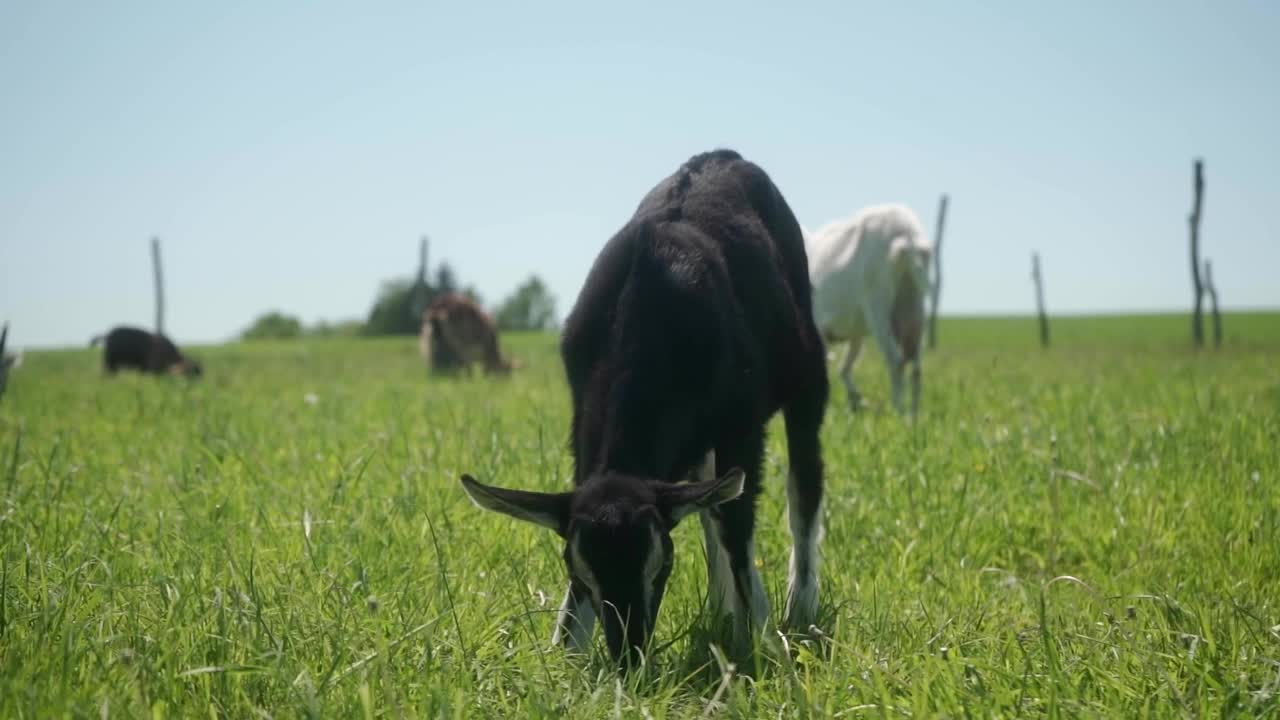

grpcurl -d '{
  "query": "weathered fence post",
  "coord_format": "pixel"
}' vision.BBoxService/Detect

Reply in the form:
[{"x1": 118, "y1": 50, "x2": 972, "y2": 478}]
[
  {"x1": 1189, "y1": 159, "x2": 1204, "y2": 347},
  {"x1": 412, "y1": 235, "x2": 431, "y2": 320},
  {"x1": 927, "y1": 193, "x2": 948, "y2": 350},
  {"x1": 151, "y1": 237, "x2": 165, "y2": 335},
  {"x1": 1032, "y1": 252, "x2": 1049, "y2": 348},
  {"x1": 0, "y1": 323, "x2": 9, "y2": 401},
  {"x1": 419, "y1": 236, "x2": 429, "y2": 288},
  {"x1": 1203, "y1": 259, "x2": 1222, "y2": 348}
]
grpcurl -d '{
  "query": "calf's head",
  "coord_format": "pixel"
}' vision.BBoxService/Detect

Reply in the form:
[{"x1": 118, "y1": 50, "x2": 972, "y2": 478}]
[{"x1": 460, "y1": 468, "x2": 745, "y2": 665}]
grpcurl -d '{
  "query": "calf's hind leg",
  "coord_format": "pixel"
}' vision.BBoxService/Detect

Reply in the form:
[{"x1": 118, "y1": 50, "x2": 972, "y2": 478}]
[{"x1": 783, "y1": 348, "x2": 828, "y2": 630}]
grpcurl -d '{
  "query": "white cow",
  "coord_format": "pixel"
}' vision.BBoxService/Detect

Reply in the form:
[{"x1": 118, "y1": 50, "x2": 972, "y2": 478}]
[{"x1": 807, "y1": 204, "x2": 932, "y2": 415}]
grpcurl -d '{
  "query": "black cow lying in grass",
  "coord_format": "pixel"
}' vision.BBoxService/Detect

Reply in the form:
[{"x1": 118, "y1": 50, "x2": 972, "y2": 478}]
[
  {"x1": 91, "y1": 326, "x2": 203, "y2": 378},
  {"x1": 461, "y1": 149, "x2": 829, "y2": 667}
]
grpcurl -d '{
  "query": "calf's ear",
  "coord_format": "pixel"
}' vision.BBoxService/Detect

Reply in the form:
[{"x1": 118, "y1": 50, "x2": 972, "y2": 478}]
[
  {"x1": 660, "y1": 468, "x2": 746, "y2": 526},
  {"x1": 460, "y1": 474, "x2": 571, "y2": 536}
]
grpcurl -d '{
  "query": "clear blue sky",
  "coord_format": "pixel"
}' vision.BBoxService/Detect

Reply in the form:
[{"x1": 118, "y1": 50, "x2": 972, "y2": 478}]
[{"x1": 2, "y1": 1, "x2": 1277, "y2": 348}]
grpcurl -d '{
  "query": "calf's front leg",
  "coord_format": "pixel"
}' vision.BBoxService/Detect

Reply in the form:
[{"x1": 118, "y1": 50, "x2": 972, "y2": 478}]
[
  {"x1": 865, "y1": 300, "x2": 906, "y2": 413},
  {"x1": 552, "y1": 580, "x2": 596, "y2": 651}
]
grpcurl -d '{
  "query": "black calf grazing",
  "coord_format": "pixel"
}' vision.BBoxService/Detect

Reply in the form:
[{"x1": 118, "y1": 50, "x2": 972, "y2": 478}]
[
  {"x1": 92, "y1": 326, "x2": 202, "y2": 378},
  {"x1": 461, "y1": 150, "x2": 829, "y2": 666}
]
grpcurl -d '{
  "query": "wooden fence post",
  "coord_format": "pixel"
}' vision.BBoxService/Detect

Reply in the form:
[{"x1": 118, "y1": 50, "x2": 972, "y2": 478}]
[
  {"x1": 151, "y1": 237, "x2": 165, "y2": 335},
  {"x1": 412, "y1": 235, "x2": 430, "y2": 319},
  {"x1": 1032, "y1": 252, "x2": 1049, "y2": 348},
  {"x1": 927, "y1": 193, "x2": 948, "y2": 350},
  {"x1": 0, "y1": 322, "x2": 8, "y2": 401},
  {"x1": 1204, "y1": 259, "x2": 1222, "y2": 348},
  {"x1": 419, "y1": 235, "x2": 429, "y2": 288},
  {"x1": 1189, "y1": 160, "x2": 1204, "y2": 347}
]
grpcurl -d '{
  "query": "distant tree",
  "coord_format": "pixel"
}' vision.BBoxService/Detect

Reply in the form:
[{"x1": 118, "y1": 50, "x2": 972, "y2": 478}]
[
  {"x1": 462, "y1": 285, "x2": 484, "y2": 308},
  {"x1": 307, "y1": 319, "x2": 365, "y2": 338},
  {"x1": 364, "y1": 259, "x2": 479, "y2": 336},
  {"x1": 242, "y1": 311, "x2": 303, "y2": 341},
  {"x1": 364, "y1": 279, "x2": 420, "y2": 336},
  {"x1": 494, "y1": 276, "x2": 557, "y2": 331},
  {"x1": 434, "y1": 263, "x2": 458, "y2": 296}
]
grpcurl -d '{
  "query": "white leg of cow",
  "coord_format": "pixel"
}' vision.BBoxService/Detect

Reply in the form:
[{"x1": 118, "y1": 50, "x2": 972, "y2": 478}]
[
  {"x1": 703, "y1": 510, "x2": 770, "y2": 654},
  {"x1": 866, "y1": 300, "x2": 905, "y2": 413},
  {"x1": 703, "y1": 514, "x2": 770, "y2": 651},
  {"x1": 839, "y1": 336, "x2": 865, "y2": 412},
  {"x1": 910, "y1": 359, "x2": 922, "y2": 417},
  {"x1": 695, "y1": 451, "x2": 736, "y2": 621},
  {"x1": 784, "y1": 468, "x2": 821, "y2": 629},
  {"x1": 741, "y1": 540, "x2": 770, "y2": 644},
  {"x1": 710, "y1": 514, "x2": 769, "y2": 648},
  {"x1": 889, "y1": 361, "x2": 907, "y2": 415},
  {"x1": 700, "y1": 509, "x2": 736, "y2": 621},
  {"x1": 552, "y1": 583, "x2": 596, "y2": 651}
]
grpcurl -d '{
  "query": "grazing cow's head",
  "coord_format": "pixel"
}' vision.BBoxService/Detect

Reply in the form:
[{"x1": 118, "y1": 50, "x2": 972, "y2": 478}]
[{"x1": 460, "y1": 467, "x2": 745, "y2": 665}]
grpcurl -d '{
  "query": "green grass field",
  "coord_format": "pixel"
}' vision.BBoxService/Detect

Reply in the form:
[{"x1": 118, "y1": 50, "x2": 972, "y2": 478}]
[{"x1": 2, "y1": 313, "x2": 1278, "y2": 718}]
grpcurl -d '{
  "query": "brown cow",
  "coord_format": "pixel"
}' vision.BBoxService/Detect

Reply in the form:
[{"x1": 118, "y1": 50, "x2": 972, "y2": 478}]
[{"x1": 419, "y1": 293, "x2": 512, "y2": 376}]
